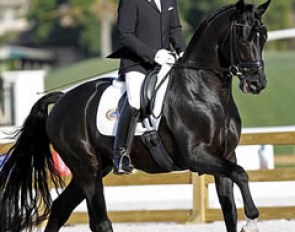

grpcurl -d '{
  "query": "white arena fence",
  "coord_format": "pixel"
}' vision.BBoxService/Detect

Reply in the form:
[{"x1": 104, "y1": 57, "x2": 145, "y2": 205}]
[{"x1": 268, "y1": 28, "x2": 295, "y2": 41}]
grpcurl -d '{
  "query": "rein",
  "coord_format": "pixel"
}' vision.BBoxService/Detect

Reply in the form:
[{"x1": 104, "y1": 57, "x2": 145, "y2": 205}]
[{"x1": 173, "y1": 62, "x2": 228, "y2": 73}]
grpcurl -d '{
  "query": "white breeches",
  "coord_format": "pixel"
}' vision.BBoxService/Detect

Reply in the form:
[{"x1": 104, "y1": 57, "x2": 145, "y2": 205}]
[
  {"x1": 125, "y1": 71, "x2": 145, "y2": 110},
  {"x1": 125, "y1": 64, "x2": 172, "y2": 113}
]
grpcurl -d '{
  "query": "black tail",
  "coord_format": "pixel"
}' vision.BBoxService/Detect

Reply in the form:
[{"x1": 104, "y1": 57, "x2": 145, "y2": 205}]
[{"x1": 0, "y1": 92, "x2": 65, "y2": 232}]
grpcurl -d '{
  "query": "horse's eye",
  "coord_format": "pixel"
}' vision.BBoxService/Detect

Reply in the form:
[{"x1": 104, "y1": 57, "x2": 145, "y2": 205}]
[{"x1": 255, "y1": 26, "x2": 267, "y2": 44}]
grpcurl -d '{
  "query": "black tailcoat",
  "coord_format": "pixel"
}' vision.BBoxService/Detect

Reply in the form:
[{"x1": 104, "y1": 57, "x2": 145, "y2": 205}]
[{"x1": 108, "y1": 0, "x2": 186, "y2": 74}]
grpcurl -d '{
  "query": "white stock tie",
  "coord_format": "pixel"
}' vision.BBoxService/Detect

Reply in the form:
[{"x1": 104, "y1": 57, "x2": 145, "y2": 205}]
[{"x1": 154, "y1": 0, "x2": 161, "y2": 12}]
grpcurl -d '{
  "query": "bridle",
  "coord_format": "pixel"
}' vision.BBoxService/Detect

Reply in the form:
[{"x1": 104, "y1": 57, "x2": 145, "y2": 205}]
[
  {"x1": 228, "y1": 21, "x2": 265, "y2": 77},
  {"x1": 174, "y1": 18, "x2": 266, "y2": 78}
]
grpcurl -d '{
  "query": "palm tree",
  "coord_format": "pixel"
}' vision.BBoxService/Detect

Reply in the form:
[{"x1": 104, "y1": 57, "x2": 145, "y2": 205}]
[{"x1": 92, "y1": 0, "x2": 117, "y2": 57}]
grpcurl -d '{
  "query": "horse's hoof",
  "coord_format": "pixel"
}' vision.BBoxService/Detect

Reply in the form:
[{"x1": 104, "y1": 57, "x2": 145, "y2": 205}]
[
  {"x1": 241, "y1": 217, "x2": 258, "y2": 232},
  {"x1": 95, "y1": 220, "x2": 113, "y2": 232},
  {"x1": 241, "y1": 226, "x2": 258, "y2": 232}
]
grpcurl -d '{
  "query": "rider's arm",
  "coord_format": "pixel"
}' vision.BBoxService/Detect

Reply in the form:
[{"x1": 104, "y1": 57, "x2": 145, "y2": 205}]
[
  {"x1": 117, "y1": 0, "x2": 157, "y2": 64},
  {"x1": 169, "y1": 0, "x2": 186, "y2": 55}
]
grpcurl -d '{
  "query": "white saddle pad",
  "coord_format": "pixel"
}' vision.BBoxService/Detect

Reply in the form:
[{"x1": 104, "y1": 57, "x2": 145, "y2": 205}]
[{"x1": 96, "y1": 79, "x2": 161, "y2": 136}]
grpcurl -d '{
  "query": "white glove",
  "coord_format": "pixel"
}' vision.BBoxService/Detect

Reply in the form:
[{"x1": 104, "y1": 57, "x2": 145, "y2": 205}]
[
  {"x1": 179, "y1": 52, "x2": 184, "y2": 58},
  {"x1": 154, "y1": 49, "x2": 175, "y2": 65}
]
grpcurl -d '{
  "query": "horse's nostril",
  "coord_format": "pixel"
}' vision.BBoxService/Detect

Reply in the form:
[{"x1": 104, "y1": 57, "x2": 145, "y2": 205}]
[
  {"x1": 250, "y1": 84, "x2": 257, "y2": 91},
  {"x1": 248, "y1": 77, "x2": 266, "y2": 93}
]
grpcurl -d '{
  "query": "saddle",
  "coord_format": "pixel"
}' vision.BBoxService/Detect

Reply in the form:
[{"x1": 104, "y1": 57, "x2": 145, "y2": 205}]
[
  {"x1": 118, "y1": 69, "x2": 159, "y2": 119},
  {"x1": 140, "y1": 69, "x2": 158, "y2": 118},
  {"x1": 96, "y1": 69, "x2": 175, "y2": 171}
]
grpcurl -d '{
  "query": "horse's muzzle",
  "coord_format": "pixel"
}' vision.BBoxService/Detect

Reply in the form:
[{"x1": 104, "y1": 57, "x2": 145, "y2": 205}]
[{"x1": 239, "y1": 69, "x2": 267, "y2": 94}]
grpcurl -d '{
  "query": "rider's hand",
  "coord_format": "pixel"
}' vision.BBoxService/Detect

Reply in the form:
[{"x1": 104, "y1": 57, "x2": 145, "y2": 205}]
[{"x1": 154, "y1": 49, "x2": 175, "y2": 65}]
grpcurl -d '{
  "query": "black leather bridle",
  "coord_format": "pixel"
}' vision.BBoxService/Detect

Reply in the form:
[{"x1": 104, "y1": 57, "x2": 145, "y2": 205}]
[
  {"x1": 228, "y1": 21, "x2": 265, "y2": 77},
  {"x1": 174, "y1": 19, "x2": 267, "y2": 78}
]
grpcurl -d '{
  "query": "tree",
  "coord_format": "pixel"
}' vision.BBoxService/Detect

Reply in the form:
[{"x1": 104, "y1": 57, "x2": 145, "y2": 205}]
[
  {"x1": 22, "y1": 0, "x2": 295, "y2": 59},
  {"x1": 26, "y1": 0, "x2": 86, "y2": 49},
  {"x1": 180, "y1": 0, "x2": 295, "y2": 50},
  {"x1": 262, "y1": 0, "x2": 293, "y2": 49},
  {"x1": 26, "y1": 0, "x2": 117, "y2": 57},
  {"x1": 92, "y1": 0, "x2": 117, "y2": 57},
  {"x1": 180, "y1": 0, "x2": 230, "y2": 32}
]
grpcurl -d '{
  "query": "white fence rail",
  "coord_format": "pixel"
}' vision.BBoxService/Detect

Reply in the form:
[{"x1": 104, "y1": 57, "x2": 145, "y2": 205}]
[{"x1": 268, "y1": 28, "x2": 295, "y2": 41}]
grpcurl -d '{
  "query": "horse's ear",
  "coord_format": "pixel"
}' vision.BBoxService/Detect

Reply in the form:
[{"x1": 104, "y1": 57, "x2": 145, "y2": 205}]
[
  {"x1": 257, "y1": 0, "x2": 272, "y2": 16},
  {"x1": 236, "y1": 0, "x2": 245, "y2": 15}
]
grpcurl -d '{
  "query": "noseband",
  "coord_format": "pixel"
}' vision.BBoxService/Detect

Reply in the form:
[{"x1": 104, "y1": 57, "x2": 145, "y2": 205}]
[{"x1": 229, "y1": 21, "x2": 264, "y2": 77}]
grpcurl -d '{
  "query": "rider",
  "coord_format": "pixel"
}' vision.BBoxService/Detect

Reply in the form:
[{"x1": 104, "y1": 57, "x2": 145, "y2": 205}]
[{"x1": 108, "y1": 0, "x2": 186, "y2": 174}]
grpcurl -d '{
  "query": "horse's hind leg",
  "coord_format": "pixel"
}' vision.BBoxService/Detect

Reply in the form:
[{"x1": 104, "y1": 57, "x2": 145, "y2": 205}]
[
  {"x1": 63, "y1": 145, "x2": 112, "y2": 232},
  {"x1": 215, "y1": 176, "x2": 237, "y2": 232},
  {"x1": 44, "y1": 179, "x2": 85, "y2": 232},
  {"x1": 76, "y1": 169, "x2": 113, "y2": 232},
  {"x1": 45, "y1": 155, "x2": 112, "y2": 232}
]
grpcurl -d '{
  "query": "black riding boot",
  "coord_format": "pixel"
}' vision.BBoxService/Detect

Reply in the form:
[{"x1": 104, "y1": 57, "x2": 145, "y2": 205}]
[{"x1": 113, "y1": 100, "x2": 139, "y2": 174}]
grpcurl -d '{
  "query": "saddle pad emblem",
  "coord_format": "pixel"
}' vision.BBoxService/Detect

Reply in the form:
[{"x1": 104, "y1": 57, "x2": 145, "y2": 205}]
[{"x1": 106, "y1": 109, "x2": 119, "y2": 121}]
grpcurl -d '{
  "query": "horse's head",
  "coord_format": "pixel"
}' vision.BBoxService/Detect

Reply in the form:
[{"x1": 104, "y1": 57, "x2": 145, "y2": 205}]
[{"x1": 228, "y1": 0, "x2": 271, "y2": 94}]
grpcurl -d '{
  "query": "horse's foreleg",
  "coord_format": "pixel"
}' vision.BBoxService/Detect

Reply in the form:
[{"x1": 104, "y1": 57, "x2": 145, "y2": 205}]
[
  {"x1": 44, "y1": 179, "x2": 84, "y2": 232},
  {"x1": 215, "y1": 176, "x2": 237, "y2": 232},
  {"x1": 215, "y1": 175, "x2": 258, "y2": 232},
  {"x1": 189, "y1": 150, "x2": 259, "y2": 231}
]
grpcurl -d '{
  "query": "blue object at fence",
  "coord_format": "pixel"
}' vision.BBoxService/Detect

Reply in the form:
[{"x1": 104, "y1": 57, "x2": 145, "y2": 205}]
[{"x1": 0, "y1": 154, "x2": 8, "y2": 171}]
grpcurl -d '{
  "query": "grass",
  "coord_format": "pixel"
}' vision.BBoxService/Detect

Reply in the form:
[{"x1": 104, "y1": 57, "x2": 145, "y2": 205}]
[
  {"x1": 233, "y1": 51, "x2": 295, "y2": 127},
  {"x1": 232, "y1": 51, "x2": 295, "y2": 155},
  {"x1": 44, "y1": 58, "x2": 119, "y2": 91}
]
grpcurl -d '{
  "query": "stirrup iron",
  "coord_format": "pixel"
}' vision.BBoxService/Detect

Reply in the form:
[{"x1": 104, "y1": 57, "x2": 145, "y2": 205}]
[{"x1": 113, "y1": 150, "x2": 134, "y2": 175}]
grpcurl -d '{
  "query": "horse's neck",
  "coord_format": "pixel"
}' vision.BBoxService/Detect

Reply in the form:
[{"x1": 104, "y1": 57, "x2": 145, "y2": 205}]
[
  {"x1": 183, "y1": 11, "x2": 232, "y2": 67},
  {"x1": 166, "y1": 9, "x2": 235, "y2": 109},
  {"x1": 183, "y1": 37, "x2": 219, "y2": 66},
  {"x1": 175, "y1": 14, "x2": 234, "y2": 102},
  {"x1": 173, "y1": 69, "x2": 232, "y2": 104}
]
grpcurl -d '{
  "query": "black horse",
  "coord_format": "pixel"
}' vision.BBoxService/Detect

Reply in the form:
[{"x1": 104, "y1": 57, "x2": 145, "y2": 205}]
[{"x1": 0, "y1": 0, "x2": 271, "y2": 232}]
